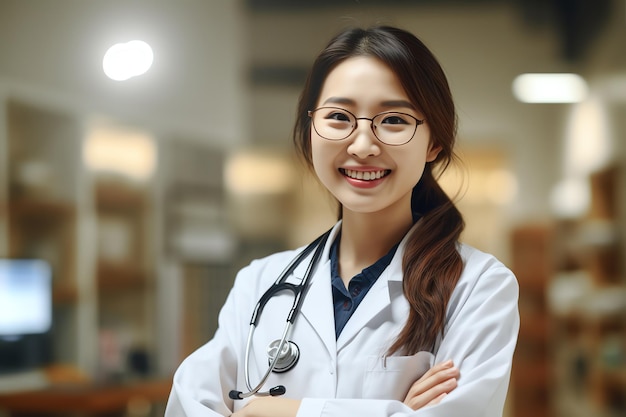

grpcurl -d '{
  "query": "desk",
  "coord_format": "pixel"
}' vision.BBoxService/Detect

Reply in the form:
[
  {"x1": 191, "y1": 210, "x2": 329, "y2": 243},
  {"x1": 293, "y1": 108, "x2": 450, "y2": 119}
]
[{"x1": 0, "y1": 379, "x2": 171, "y2": 417}]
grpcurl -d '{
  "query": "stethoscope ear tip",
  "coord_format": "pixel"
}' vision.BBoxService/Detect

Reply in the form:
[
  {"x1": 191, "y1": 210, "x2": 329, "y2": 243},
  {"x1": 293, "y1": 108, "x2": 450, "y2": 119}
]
[
  {"x1": 229, "y1": 390, "x2": 243, "y2": 400},
  {"x1": 228, "y1": 386, "x2": 285, "y2": 400},
  {"x1": 231, "y1": 229, "x2": 331, "y2": 401}
]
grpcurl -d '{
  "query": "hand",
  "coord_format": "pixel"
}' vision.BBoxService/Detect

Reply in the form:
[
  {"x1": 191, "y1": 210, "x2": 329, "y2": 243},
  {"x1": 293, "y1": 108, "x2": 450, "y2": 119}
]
[
  {"x1": 231, "y1": 397, "x2": 301, "y2": 417},
  {"x1": 403, "y1": 360, "x2": 459, "y2": 410}
]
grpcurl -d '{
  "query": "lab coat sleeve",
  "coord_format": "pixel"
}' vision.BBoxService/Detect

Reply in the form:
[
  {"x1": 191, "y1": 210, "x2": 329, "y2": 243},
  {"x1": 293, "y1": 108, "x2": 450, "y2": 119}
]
[
  {"x1": 296, "y1": 251, "x2": 520, "y2": 417},
  {"x1": 164, "y1": 259, "x2": 265, "y2": 417}
]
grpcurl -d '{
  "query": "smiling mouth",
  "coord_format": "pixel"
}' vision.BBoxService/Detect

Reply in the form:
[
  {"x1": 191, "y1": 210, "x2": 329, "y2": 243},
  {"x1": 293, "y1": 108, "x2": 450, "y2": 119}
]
[{"x1": 340, "y1": 168, "x2": 391, "y2": 181}]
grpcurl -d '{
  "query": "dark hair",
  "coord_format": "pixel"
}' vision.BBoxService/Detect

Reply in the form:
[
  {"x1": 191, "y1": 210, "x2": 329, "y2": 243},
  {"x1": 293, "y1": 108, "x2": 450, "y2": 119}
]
[{"x1": 293, "y1": 26, "x2": 465, "y2": 355}]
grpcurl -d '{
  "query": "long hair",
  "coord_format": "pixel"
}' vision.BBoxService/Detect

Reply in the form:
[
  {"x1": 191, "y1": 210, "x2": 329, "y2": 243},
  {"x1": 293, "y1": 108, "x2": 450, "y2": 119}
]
[{"x1": 293, "y1": 26, "x2": 464, "y2": 355}]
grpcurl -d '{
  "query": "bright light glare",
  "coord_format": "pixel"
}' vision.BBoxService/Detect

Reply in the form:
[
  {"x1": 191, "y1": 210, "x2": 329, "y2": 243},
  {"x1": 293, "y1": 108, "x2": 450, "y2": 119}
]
[
  {"x1": 564, "y1": 96, "x2": 612, "y2": 177},
  {"x1": 103, "y1": 40, "x2": 153, "y2": 81},
  {"x1": 225, "y1": 152, "x2": 295, "y2": 195},
  {"x1": 512, "y1": 73, "x2": 588, "y2": 103},
  {"x1": 550, "y1": 177, "x2": 590, "y2": 219},
  {"x1": 84, "y1": 127, "x2": 157, "y2": 181},
  {"x1": 485, "y1": 169, "x2": 518, "y2": 205}
]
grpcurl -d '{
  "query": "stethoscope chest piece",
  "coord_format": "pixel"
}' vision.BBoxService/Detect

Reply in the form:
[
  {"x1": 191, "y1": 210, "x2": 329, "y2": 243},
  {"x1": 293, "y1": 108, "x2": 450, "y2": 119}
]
[
  {"x1": 267, "y1": 339, "x2": 300, "y2": 373},
  {"x1": 230, "y1": 229, "x2": 331, "y2": 400}
]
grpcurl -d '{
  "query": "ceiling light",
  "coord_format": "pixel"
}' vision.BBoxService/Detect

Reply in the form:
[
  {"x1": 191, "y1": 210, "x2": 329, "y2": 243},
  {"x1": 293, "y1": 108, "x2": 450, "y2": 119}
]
[
  {"x1": 512, "y1": 73, "x2": 588, "y2": 103},
  {"x1": 103, "y1": 40, "x2": 154, "y2": 81}
]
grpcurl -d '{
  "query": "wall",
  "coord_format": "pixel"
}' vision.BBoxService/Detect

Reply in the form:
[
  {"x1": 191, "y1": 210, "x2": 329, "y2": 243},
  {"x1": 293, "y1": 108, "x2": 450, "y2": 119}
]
[
  {"x1": 243, "y1": 2, "x2": 625, "y2": 244},
  {"x1": 0, "y1": 0, "x2": 249, "y2": 148}
]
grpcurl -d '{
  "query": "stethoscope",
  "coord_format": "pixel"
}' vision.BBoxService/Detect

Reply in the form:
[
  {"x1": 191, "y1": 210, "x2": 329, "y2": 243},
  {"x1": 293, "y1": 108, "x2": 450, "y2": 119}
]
[{"x1": 229, "y1": 229, "x2": 331, "y2": 400}]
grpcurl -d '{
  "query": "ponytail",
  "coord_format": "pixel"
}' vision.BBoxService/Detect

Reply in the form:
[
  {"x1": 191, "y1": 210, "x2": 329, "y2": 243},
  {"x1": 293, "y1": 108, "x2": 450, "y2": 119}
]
[{"x1": 387, "y1": 166, "x2": 465, "y2": 355}]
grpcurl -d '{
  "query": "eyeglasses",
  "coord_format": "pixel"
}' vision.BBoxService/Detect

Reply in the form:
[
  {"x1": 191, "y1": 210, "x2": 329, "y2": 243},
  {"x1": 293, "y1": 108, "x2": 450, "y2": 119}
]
[{"x1": 308, "y1": 106, "x2": 424, "y2": 146}]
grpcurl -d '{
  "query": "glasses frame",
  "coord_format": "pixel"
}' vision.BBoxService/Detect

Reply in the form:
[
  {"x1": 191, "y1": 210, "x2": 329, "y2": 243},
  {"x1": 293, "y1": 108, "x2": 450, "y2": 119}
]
[{"x1": 307, "y1": 106, "x2": 425, "y2": 146}]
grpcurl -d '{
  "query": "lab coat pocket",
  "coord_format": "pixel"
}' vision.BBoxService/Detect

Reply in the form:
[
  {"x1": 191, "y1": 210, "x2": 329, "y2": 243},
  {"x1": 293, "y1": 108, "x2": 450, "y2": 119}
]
[{"x1": 363, "y1": 351, "x2": 435, "y2": 401}]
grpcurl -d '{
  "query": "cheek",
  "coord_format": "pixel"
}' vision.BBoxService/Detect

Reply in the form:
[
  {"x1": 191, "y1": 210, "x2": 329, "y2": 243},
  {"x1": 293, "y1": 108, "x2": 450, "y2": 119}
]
[
  {"x1": 311, "y1": 137, "x2": 345, "y2": 190},
  {"x1": 310, "y1": 137, "x2": 329, "y2": 177},
  {"x1": 310, "y1": 136, "x2": 322, "y2": 166},
  {"x1": 395, "y1": 145, "x2": 430, "y2": 182}
]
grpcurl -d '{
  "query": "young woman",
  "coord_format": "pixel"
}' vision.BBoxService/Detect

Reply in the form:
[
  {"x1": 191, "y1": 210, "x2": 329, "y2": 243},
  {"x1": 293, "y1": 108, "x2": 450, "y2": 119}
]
[{"x1": 165, "y1": 26, "x2": 519, "y2": 417}]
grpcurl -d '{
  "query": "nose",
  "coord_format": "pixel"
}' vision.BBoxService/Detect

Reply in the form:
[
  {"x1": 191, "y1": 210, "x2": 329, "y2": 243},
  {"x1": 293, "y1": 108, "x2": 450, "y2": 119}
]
[{"x1": 346, "y1": 118, "x2": 381, "y2": 159}]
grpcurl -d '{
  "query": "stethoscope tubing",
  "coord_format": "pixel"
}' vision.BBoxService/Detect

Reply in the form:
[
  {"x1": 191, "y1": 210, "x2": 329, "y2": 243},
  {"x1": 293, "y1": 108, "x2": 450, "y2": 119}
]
[
  {"x1": 231, "y1": 229, "x2": 332, "y2": 400},
  {"x1": 249, "y1": 230, "x2": 329, "y2": 326},
  {"x1": 242, "y1": 322, "x2": 293, "y2": 397}
]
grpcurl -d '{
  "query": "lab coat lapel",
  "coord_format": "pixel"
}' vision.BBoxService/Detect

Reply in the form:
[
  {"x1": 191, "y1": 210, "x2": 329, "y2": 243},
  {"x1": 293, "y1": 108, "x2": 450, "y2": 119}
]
[
  {"x1": 296, "y1": 224, "x2": 342, "y2": 359},
  {"x1": 299, "y1": 260, "x2": 336, "y2": 357},
  {"x1": 336, "y1": 228, "x2": 409, "y2": 350}
]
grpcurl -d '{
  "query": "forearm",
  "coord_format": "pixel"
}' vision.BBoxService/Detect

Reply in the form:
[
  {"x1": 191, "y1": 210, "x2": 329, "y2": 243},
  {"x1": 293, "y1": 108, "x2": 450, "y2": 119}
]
[{"x1": 232, "y1": 398, "x2": 301, "y2": 417}]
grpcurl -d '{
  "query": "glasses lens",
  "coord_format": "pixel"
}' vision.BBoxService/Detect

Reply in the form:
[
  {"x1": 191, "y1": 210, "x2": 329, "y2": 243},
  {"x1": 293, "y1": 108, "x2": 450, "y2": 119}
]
[
  {"x1": 372, "y1": 112, "x2": 418, "y2": 145},
  {"x1": 311, "y1": 108, "x2": 355, "y2": 140}
]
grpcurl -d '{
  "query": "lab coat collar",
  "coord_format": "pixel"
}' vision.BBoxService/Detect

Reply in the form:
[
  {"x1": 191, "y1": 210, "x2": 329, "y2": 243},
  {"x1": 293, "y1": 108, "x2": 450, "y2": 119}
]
[
  {"x1": 291, "y1": 220, "x2": 415, "y2": 281},
  {"x1": 336, "y1": 223, "x2": 415, "y2": 348},
  {"x1": 381, "y1": 221, "x2": 417, "y2": 282},
  {"x1": 295, "y1": 221, "x2": 418, "y2": 353}
]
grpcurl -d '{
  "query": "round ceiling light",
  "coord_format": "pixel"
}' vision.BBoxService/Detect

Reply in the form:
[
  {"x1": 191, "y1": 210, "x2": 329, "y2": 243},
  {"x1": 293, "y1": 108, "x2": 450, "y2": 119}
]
[{"x1": 103, "y1": 40, "x2": 154, "y2": 81}]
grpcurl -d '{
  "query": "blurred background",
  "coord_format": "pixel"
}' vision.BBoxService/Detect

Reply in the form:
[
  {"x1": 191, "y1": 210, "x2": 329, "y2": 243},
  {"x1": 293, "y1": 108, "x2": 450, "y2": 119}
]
[{"x1": 0, "y1": 0, "x2": 624, "y2": 416}]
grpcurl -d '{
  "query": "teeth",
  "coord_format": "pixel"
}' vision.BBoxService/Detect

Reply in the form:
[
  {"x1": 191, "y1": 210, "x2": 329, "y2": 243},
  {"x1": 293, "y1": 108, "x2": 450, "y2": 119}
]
[{"x1": 343, "y1": 169, "x2": 388, "y2": 180}]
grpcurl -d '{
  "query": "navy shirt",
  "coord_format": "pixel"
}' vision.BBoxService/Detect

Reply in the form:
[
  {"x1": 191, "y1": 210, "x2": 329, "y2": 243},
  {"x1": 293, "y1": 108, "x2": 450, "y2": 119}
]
[{"x1": 330, "y1": 233, "x2": 399, "y2": 338}]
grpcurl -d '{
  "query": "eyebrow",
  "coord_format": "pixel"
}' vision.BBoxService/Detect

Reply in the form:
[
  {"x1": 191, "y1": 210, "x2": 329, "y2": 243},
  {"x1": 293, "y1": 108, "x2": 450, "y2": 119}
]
[{"x1": 322, "y1": 97, "x2": 417, "y2": 110}]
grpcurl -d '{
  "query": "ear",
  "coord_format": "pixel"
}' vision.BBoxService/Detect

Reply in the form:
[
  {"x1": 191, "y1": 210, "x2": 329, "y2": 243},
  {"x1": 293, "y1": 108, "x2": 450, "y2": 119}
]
[{"x1": 426, "y1": 143, "x2": 442, "y2": 163}]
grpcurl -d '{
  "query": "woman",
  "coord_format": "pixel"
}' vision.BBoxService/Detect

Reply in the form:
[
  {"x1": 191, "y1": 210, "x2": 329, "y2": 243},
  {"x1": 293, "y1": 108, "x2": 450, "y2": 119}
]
[{"x1": 165, "y1": 26, "x2": 519, "y2": 417}]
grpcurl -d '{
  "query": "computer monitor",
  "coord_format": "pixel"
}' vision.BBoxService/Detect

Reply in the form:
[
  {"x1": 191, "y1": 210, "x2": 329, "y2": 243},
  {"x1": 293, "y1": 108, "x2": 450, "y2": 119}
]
[
  {"x1": 0, "y1": 259, "x2": 52, "y2": 373},
  {"x1": 0, "y1": 259, "x2": 52, "y2": 336}
]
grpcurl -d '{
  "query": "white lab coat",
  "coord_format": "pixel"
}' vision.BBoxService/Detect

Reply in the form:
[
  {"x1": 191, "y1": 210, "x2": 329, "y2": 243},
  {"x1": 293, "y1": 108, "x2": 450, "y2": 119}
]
[{"x1": 165, "y1": 222, "x2": 519, "y2": 417}]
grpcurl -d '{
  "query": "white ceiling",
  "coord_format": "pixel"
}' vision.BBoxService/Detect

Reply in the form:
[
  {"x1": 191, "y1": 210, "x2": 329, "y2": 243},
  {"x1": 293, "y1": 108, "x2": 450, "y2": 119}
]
[
  {"x1": 0, "y1": 1, "x2": 247, "y2": 146},
  {"x1": 0, "y1": 0, "x2": 623, "y2": 154}
]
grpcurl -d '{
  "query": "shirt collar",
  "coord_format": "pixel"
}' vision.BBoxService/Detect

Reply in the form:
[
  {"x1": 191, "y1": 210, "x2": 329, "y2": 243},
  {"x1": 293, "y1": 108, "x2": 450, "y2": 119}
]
[{"x1": 329, "y1": 230, "x2": 399, "y2": 284}]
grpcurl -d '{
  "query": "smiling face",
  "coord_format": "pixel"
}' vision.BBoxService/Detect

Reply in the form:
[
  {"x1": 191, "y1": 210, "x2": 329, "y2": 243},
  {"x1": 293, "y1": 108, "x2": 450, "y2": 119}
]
[{"x1": 311, "y1": 56, "x2": 441, "y2": 221}]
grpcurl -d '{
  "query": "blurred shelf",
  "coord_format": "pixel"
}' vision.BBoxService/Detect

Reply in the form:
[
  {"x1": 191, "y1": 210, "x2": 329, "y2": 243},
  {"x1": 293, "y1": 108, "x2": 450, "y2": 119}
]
[
  {"x1": 95, "y1": 183, "x2": 145, "y2": 212},
  {"x1": 1, "y1": 101, "x2": 160, "y2": 381},
  {"x1": 97, "y1": 261, "x2": 148, "y2": 292},
  {"x1": 511, "y1": 361, "x2": 552, "y2": 387},
  {"x1": 592, "y1": 367, "x2": 626, "y2": 388},
  {"x1": 52, "y1": 285, "x2": 79, "y2": 304},
  {"x1": 519, "y1": 313, "x2": 550, "y2": 340},
  {"x1": 510, "y1": 223, "x2": 554, "y2": 417},
  {"x1": 512, "y1": 408, "x2": 551, "y2": 417},
  {"x1": 553, "y1": 310, "x2": 626, "y2": 333},
  {"x1": 0, "y1": 378, "x2": 171, "y2": 415},
  {"x1": 9, "y1": 197, "x2": 75, "y2": 222},
  {"x1": 549, "y1": 165, "x2": 625, "y2": 417}
]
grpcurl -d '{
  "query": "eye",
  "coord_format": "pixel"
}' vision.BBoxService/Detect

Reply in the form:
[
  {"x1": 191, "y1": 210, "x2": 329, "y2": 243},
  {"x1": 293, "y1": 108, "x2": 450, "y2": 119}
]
[
  {"x1": 325, "y1": 110, "x2": 351, "y2": 122},
  {"x1": 380, "y1": 114, "x2": 411, "y2": 125}
]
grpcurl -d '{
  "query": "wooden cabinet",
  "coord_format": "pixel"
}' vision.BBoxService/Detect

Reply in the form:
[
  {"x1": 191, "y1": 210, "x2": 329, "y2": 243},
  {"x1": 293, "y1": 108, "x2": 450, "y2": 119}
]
[
  {"x1": 159, "y1": 140, "x2": 236, "y2": 362},
  {"x1": 0, "y1": 97, "x2": 239, "y2": 386},
  {"x1": 510, "y1": 223, "x2": 554, "y2": 417},
  {"x1": 549, "y1": 166, "x2": 626, "y2": 417},
  {"x1": 510, "y1": 165, "x2": 625, "y2": 417},
  {"x1": 7, "y1": 197, "x2": 78, "y2": 303},
  {"x1": 94, "y1": 181, "x2": 156, "y2": 379},
  {"x1": 0, "y1": 100, "x2": 160, "y2": 380},
  {"x1": 1, "y1": 100, "x2": 85, "y2": 368},
  {"x1": 0, "y1": 378, "x2": 171, "y2": 416}
]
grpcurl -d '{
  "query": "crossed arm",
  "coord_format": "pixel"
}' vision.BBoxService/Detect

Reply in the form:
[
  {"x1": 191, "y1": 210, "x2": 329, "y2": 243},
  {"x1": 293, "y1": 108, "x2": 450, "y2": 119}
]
[{"x1": 232, "y1": 360, "x2": 460, "y2": 417}]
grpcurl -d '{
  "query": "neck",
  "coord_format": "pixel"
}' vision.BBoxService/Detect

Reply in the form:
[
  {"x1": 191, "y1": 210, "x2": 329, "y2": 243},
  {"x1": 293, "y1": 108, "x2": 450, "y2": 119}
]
[{"x1": 337, "y1": 210, "x2": 413, "y2": 281}]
